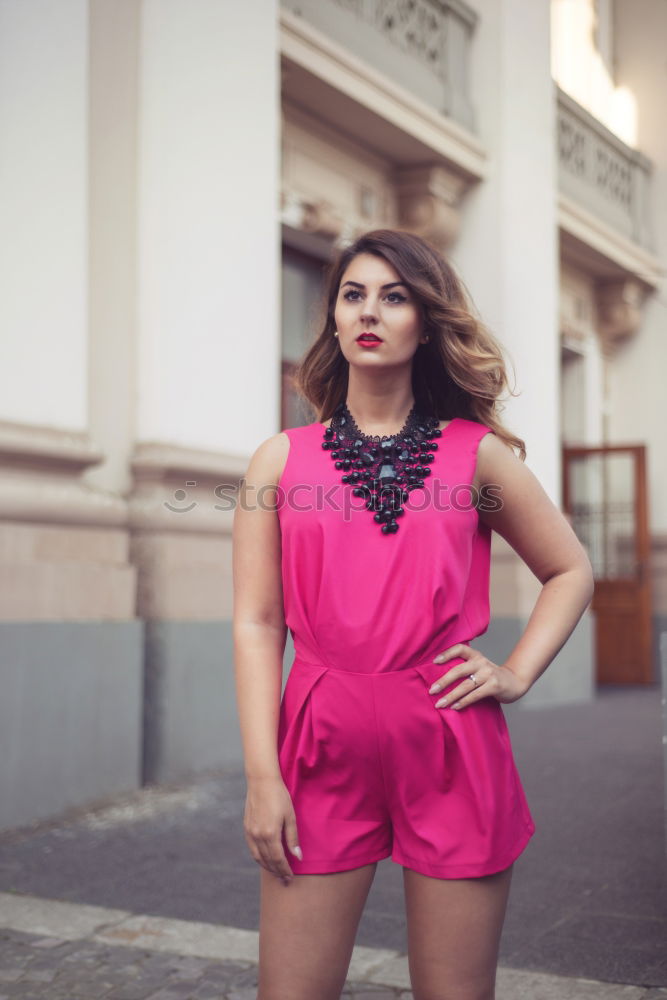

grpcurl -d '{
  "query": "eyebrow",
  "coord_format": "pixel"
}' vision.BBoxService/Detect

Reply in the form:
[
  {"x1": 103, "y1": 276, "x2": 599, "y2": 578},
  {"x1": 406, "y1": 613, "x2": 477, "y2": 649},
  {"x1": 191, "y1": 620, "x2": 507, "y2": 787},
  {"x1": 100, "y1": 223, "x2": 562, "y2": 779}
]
[{"x1": 341, "y1": 281, "x2": 408, "y2": 290}]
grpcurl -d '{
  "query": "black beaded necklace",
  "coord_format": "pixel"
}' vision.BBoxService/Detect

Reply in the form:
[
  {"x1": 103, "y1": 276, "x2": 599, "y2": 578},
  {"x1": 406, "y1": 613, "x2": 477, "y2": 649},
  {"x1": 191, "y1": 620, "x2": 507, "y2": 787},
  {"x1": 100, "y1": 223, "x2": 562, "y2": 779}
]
[{"x1": 321, "y1": 401, "x2": 443, "y2": 535}]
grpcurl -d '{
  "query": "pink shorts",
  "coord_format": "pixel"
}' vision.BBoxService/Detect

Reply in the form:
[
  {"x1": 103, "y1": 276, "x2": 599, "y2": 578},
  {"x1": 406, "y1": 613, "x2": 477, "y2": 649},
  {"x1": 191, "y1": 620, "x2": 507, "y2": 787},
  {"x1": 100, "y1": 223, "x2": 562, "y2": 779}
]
[{"x1": 277, "y1": 655, "x2": 535, "y2": 879}]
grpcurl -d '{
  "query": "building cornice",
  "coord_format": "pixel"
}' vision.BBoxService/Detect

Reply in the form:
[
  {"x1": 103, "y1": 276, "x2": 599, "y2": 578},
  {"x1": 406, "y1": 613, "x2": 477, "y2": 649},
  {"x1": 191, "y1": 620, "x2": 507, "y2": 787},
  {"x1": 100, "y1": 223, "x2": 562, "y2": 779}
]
[
  {"x1": 280, "y1": 7, "x2": 487, "y2": 180},
  {"x1": 558, "y1": 192, "x2": 664, "y2": 290}
]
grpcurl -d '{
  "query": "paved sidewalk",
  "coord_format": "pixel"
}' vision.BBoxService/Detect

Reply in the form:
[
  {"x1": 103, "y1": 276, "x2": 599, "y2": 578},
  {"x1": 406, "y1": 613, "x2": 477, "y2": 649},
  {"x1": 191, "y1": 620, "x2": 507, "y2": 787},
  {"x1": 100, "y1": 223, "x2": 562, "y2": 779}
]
[
  {"x1": 1, "y1": 892, "x2": 666, "y2": 1000},
  {"x1": 0, "y1": 685, "x2": 665, "y2": 998}
]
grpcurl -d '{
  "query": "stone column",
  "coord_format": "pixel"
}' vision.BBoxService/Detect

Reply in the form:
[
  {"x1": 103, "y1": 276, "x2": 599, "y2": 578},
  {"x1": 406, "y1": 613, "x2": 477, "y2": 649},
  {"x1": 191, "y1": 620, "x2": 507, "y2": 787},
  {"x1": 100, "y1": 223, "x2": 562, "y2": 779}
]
[
  {"x1": 130, "y1": 0, "x2": 281, "y2": 781},
  {"x1": 0, "y1": 0, "x2": 142, "y2": 831},
  {"x1": 454, "y1": 0, "x2": 593, "y2": 706}
]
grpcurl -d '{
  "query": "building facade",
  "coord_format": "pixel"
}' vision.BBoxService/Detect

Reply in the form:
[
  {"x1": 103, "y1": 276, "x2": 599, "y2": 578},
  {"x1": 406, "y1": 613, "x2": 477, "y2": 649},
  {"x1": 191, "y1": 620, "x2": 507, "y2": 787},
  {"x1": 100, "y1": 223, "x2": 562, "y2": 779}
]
[{"x1": 0, "y1": 0, "x2": 664, "y2": 830}]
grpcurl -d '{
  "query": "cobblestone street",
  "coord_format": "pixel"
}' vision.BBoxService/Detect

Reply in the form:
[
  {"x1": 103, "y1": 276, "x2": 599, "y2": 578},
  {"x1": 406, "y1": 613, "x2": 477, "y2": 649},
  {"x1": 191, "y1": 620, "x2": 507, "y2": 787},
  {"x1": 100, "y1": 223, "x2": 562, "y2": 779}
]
[
  {"x1": 0, "y1": 926, "x2": 263, "y2": 1000},
  {"x1": 2, "y1": 909, "x2": 667, "y2": 1000}
]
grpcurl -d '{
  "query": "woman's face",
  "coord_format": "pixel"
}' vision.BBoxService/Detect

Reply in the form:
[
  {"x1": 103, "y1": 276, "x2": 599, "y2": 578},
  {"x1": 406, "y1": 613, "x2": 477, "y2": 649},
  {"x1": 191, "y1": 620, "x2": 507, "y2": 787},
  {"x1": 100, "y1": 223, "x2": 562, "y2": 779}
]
[{"x1": 333, "y1": 253, "x2": 424, "y2": 365}]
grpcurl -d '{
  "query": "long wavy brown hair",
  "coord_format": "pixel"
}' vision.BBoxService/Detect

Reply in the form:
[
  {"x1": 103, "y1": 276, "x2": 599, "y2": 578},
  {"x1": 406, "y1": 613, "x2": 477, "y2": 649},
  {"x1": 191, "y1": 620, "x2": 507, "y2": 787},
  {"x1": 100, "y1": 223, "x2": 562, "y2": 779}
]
[{"x1": 289, "y1": 228, "x2": 526, "y2": 460}]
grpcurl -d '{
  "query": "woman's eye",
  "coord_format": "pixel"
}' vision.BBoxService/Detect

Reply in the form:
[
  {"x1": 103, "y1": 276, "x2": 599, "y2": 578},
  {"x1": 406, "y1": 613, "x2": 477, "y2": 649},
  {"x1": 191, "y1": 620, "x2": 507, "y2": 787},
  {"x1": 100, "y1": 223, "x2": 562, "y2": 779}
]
[{"x1": 342, "y1": 290, "x2": 407, "y2": 303}]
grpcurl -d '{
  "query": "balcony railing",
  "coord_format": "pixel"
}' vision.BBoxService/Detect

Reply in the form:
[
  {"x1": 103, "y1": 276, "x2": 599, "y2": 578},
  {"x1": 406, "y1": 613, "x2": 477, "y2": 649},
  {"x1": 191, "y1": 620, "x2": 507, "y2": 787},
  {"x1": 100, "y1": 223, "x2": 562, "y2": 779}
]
[
  {"x1": 281, "y1": 0, "x2": 478, "y2": 132},
  {"x1": 557, "y1": 85, "x2": 654, "y2": 252}
]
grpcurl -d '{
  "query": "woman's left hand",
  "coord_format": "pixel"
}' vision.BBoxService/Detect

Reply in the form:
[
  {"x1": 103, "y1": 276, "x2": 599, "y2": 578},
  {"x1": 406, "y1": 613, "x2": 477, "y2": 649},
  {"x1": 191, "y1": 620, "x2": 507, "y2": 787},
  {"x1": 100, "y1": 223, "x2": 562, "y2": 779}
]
[{"x1": 428, "y1": 643, "x2": 530, "y2": 710}]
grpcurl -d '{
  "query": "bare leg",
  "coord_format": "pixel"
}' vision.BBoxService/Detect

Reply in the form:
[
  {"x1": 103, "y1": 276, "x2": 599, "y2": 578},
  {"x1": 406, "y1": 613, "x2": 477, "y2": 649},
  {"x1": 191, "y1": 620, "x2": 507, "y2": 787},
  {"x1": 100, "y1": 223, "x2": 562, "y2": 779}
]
[
  {"x1": 404, "y1": 863, "x2": 514, "y2": 1000},
  {"x1": 257, "y1": 862, "x2": 378, "y2": 1000}
]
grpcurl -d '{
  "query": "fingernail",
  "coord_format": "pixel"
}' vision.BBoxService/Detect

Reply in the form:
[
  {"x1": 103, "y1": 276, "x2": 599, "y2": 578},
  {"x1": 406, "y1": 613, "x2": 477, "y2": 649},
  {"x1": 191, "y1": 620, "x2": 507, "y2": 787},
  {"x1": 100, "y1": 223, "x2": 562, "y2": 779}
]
[
  {"x1": 435, "y1": 698, "x2": 447, "y2": 708},
  {"x1": 429, "y1": 683, "x2": 441, "y2": 694},
  {"x1": 433, "y1": 656, "x2": 444, "y2": 664},
  {"x1": 292, "y1": 846, "x2": 302, "y2": 860}
]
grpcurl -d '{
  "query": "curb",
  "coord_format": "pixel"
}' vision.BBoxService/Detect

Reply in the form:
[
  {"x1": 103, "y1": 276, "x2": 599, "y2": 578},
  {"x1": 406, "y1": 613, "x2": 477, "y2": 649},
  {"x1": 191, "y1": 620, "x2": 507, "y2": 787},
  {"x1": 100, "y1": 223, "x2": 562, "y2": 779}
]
[{"x1": 0, "y1": 892, "x2": 664, "y2": 1000}]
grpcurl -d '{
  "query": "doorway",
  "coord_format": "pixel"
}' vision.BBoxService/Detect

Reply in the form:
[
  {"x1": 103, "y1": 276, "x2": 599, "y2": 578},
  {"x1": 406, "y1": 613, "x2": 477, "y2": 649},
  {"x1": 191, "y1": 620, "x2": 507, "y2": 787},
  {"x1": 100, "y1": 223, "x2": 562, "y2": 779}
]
[{"x1": 562, "y1": 442, "x2": 653, "y2": 683}]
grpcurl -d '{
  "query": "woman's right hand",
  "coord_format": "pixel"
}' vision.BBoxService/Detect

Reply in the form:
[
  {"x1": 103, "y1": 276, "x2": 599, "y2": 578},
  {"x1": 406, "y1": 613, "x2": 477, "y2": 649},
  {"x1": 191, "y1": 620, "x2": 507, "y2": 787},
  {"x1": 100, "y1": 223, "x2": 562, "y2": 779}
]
[{"x1": 243, "y1": 775, "x2": 303, "y2": 885}]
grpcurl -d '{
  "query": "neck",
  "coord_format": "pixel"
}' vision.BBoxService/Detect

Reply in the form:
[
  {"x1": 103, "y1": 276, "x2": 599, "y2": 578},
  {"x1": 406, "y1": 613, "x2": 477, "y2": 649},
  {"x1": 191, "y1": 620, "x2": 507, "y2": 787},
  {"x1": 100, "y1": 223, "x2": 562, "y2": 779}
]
[
  {"x1": 342, "y1": 368, "x2": 417, "y2": 436},
  {"x1": 340, "y1": 401, "x2": 421, "y2": 442},
  {"x1": 343, "y1": 400, "x2": 417, "y2": 438}
]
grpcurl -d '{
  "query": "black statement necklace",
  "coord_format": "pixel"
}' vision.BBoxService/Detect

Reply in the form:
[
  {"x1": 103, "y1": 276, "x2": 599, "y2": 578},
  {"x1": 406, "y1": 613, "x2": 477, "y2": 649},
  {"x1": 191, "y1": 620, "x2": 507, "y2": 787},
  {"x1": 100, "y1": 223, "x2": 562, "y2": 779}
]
[{"x1": 321, "y1": 402, "x2": 443, "y2": 535}]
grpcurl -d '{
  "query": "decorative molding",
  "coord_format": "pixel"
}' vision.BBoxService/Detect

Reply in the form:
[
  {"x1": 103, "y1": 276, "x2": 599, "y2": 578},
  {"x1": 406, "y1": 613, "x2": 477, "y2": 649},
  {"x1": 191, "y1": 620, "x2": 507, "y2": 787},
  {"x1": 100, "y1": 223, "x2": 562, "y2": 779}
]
[
  {"x1": 281, "y1": 100, "x2": 396, "y2": 244},
  {"x1": 558, "y1": 192, "x2": 664, "y2": 289},
  {"x1": 394, "y1": 164, "x2": 469, "y2": 251},
  {"x1": 280, "y1": 8, "x2": 487, "y2": 180},
  {"x1": 0, "y1": 419, "x2": 103, "y2": 475},
  {"x1": 130, "y1": 442, "x2": 247, "y2": 483},
  {"x1": 283, "y1": 0, "x2": 478, "y2": 130},
  {"x1": 372, "y1": 0, "x2": 449, "y2": 81},
  {"x1": 128, "y1": 442, "x2": 246, "y2": 535},
  {"x1": 0, "y1": 420, "x2": 126, "y2": 526},
  {"x1": 280, "y1": 190, "x2": 354, "y2": 244},
  {"x1": 0, "y1": 478, "x2": 127, "y2": 527},
  {"x1": 327, "y1": 0, "x2": 477, "y2": 85},
  {"x1": 281, "y1": 163, "x2": 475, "y2": 253},
  {"x1": 556, "y1": 85, "x2": 655, "y2": 253},
  {"x1": 0, "y1": 427, "x2": 246, "y2": 618},
  {"x1": 0, "y1": 425, "x2": 247, "y2": 534},
  {"x1": 595, "y1": 278, "x2": 647, "y2": 353},
  {"x1": 558, "y1": 188, "x2": 660, "y2": 349},
  {"x1": 301, "y1": 199, "x2": 346, "y2": 239},
  {"x1": 281, "y1": 83, "x2": 477, "y2": 250},
  {"x1": 0, "y1": 421, "x2": 135, "y2": 617}
]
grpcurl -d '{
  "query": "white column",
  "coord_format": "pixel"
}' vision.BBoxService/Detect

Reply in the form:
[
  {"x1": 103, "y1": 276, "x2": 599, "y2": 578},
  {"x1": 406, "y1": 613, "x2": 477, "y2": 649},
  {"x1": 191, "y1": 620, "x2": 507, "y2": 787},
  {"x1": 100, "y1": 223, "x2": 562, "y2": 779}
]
[
  {"x1": 609, "y1": 0, "x2": 667, "y2": 533},
  {"x1": 454, "y1": 0, "x2": 559, "y2": 502},
  {"x1": 87, "y1": 0, "x2": 141, "y2": 494},
  {"x1": 0, "y1": 0, "x2": 89, "y2": 430},
  {"x1": 136, "y1": 0, "x2": 280, "y2": 458}
]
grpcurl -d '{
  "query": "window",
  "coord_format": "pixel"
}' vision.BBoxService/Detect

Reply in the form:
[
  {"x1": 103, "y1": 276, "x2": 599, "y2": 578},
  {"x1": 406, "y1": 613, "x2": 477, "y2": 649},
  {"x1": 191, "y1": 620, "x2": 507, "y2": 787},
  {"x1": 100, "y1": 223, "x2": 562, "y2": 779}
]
[{"x1": 281, "y1": 241, "x2": 329, "y2": 429}]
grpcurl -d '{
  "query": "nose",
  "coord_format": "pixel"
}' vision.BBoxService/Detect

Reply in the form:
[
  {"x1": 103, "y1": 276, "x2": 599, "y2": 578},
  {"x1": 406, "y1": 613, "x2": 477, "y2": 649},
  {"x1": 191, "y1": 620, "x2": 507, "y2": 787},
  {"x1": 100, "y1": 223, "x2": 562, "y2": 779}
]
[{"x1": 360, "y1": 299, "x2": 379, "y2": 323}]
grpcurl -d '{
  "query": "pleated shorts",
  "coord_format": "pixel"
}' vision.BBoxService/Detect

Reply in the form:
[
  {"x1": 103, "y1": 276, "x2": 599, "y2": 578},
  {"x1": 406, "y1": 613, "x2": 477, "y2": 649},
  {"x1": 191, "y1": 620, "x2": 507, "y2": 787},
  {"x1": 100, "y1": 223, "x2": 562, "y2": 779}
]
[{"x1": 276, "y1": 655, "x2": 536, "y2": 879}]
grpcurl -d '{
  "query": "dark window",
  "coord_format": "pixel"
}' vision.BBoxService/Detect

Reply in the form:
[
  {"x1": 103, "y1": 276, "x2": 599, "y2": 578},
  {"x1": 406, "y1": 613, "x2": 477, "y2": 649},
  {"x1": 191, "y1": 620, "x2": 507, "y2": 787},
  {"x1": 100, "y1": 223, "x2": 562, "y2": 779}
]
[{"x1": 281, "y1": 242, "x2": 328, "y2": 429}]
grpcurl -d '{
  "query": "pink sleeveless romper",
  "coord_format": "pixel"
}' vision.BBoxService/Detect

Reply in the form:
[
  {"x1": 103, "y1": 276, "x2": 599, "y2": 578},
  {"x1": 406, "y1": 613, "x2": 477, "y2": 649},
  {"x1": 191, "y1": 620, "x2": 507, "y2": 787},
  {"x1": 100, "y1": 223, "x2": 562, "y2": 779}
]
[{"x1": 275, "y1": 417, "x2": 535, "y2": 878}]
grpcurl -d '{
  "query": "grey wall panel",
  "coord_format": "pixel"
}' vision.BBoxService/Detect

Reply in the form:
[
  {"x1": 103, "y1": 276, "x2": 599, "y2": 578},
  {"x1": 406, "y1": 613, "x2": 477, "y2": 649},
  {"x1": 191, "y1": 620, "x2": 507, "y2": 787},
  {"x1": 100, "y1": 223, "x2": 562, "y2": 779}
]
[
  {"x1": 652, "y1": 617, "x2": 667, "y2": 684},
  {"x1": 473, "y1": 613, "x2": 595, "y2": 711},
  {"x1": 143, "y1": 621, "x2": 238, "y2": 784},
  {"x1": 0, "y1": 622, "x2": 143, "y2": 832}
]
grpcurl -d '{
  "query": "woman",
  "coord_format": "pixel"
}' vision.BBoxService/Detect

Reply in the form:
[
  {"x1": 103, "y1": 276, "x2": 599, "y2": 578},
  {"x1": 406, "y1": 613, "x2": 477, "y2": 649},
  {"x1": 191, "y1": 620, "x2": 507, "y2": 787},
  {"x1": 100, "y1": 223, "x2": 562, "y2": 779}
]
[{"x1": 232, "y1": 229, "x2": 594, "y2": 1000}]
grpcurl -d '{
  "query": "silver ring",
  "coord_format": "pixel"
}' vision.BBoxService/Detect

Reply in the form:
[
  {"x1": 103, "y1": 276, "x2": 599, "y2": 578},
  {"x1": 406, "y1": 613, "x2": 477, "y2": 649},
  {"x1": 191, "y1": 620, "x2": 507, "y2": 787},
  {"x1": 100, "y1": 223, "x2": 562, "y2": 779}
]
[{"x1": 469, "y1": 673, "x2": 478, "y2": 688}]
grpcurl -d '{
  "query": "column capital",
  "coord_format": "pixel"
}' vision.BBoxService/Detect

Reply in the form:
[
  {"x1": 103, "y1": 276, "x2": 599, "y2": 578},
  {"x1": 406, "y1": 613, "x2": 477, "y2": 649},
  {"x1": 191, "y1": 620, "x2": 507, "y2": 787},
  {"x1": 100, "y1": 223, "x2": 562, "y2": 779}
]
[
  {"x1": 595, "y1": 278, "x2": 648, "y2": 354},
  {"x1": 393, "y1": 164, "x2": 472, "y2": 251}
]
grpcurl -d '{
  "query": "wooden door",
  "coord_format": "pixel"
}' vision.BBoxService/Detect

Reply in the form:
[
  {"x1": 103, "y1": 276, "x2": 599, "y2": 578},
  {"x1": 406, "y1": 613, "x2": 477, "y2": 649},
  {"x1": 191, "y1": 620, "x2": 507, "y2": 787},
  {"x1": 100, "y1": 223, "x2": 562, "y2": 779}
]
[{"x1": 562, "y1": 443, "x2": 652, "y2": 684}]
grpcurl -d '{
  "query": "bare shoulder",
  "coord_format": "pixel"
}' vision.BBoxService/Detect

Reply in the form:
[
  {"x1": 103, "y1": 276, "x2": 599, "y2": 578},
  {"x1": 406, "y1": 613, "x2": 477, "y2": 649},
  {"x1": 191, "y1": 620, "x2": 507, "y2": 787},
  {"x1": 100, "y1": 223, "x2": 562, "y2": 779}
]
[
  {"x1": 475, "y1": 429, "x2": 543, "y2": 521},
  {"x1": 470, "y1": 428, "x2": 515, "y2": 495},
  {"x1": 243, "y1": 431, "x2": 290, "y2": 487},
  {"x1": 475, "y1": 427, "x2": 520, "y2": 476}
]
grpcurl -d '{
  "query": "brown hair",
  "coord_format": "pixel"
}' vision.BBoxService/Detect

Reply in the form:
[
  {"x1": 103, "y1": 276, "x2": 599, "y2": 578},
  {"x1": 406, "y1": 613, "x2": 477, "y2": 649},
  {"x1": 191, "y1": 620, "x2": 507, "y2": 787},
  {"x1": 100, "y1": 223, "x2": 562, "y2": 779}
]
[{"x1": 289, "y1": 228, "x2": 526, "y2": 460}]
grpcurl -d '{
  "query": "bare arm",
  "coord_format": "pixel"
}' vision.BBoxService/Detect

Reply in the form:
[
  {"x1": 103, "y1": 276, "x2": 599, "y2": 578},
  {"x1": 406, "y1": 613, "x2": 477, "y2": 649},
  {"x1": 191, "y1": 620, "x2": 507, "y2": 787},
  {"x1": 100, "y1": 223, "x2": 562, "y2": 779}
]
[
  {"x1": 431, "y1": 431, "x2": 595, "y2": 708},
  {"x1": 476, "y1": 432, "x2": 594, "y2": 690},
  {"x1": 232, "y1": 431, "x2": 303, "y2": 883},
  {"x1": 232, "y1": 431, "x2": 289, "y2": 780}
]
